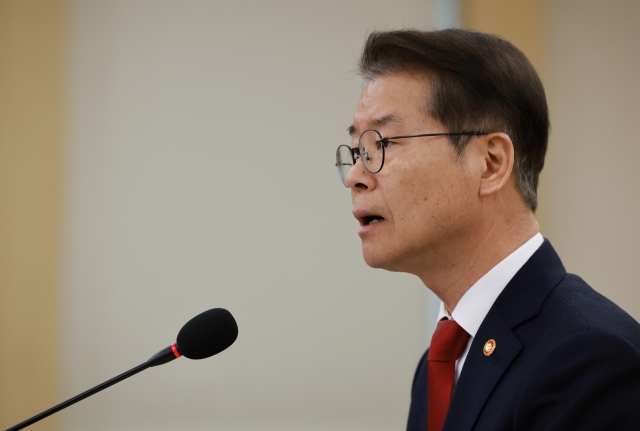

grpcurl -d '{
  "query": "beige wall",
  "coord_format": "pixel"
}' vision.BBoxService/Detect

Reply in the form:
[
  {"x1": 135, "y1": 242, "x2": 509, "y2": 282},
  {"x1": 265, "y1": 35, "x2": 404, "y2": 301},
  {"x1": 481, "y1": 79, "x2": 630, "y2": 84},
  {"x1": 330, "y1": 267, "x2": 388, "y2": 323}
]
[
  {"x1": 544, "y1": 0, "x2": 640, "y2": 320},
  {"x1": 0, "y1": 1, "x2": 64, "y2": 430},
  {"x1": 462, "y1": 0, "x2": 545, "y2": 73}
]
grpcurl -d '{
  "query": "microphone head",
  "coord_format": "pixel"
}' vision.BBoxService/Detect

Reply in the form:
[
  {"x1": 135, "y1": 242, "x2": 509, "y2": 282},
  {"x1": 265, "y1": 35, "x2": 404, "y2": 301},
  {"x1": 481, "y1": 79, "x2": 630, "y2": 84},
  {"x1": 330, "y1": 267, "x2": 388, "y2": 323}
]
[{"x1": 176, "y1": 308, "x2": 238, "y2": 360}]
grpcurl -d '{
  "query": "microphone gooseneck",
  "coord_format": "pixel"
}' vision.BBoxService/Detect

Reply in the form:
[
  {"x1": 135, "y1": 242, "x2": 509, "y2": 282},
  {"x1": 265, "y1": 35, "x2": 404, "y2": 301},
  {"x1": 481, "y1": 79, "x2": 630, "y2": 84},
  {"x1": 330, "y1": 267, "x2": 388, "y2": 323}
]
[
  {"x1": 5, "y1": 308, "x2": 238, "y2": 431},
  {"x1": 146, "y1": 343, "x2": 182, "y2": 367}
]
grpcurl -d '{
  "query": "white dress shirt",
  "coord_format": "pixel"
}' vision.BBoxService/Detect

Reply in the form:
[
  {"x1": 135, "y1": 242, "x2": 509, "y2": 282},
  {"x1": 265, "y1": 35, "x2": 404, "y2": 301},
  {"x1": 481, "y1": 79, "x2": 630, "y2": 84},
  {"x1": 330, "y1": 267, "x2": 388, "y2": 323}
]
[{"x1": 435, "y1": 232, "x2": 544, "y2": 381}]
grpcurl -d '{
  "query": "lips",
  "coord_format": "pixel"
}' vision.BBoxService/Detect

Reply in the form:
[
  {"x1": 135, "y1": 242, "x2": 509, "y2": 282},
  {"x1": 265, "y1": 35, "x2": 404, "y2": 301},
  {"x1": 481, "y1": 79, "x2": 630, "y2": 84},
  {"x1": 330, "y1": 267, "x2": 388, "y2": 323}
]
[{"x1": 353, "y1": 208, "x2": 386, "y2": 227}]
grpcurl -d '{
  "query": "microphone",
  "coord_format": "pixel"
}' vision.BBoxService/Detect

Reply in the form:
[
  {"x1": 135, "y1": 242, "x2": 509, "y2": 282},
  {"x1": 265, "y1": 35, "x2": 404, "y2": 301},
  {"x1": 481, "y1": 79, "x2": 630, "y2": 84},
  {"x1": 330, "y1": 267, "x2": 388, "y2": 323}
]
[{"x1": 5, "y1": 308, "x2": 238, "y2": 431}]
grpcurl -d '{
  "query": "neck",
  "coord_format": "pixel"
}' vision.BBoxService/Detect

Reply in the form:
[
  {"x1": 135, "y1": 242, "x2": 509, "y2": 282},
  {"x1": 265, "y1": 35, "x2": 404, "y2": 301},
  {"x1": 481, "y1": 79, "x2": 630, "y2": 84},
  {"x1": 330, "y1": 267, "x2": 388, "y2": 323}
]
[{"x1": 416, "y1": 203, "x2": 539, "y2": 313}]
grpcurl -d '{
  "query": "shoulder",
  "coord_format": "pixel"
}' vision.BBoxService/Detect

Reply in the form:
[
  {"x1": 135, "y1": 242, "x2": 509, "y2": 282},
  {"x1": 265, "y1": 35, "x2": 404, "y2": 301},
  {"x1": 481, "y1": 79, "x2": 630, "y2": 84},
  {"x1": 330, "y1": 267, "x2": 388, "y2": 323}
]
[
  {"x1": 514, "y1": 327, "x2": 640, "y2": 429},
  {"x1": 516, "y1": 272, "x2": 640, "y2": 373},
  {"x1": 543, "y1": 273, "x2": 640, "y2": 348},
  {"x1": 511, "y1": 275, "x2": 640, "y2": 429}
]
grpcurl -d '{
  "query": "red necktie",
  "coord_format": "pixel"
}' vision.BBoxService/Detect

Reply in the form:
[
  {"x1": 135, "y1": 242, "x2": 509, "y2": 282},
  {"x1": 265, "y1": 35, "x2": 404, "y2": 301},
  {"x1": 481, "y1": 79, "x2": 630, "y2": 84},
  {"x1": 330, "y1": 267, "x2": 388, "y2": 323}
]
[{"x1": 427, "y1": 319, "x2": 470, "y2": 431}]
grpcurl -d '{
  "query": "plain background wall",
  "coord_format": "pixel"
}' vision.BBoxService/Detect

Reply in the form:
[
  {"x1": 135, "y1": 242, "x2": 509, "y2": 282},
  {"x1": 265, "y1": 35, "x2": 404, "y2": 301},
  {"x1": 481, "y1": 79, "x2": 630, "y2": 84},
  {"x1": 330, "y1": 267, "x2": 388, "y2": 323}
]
[
  {"x1": 544, "y1": 0, "x2": 640, "y2": 321},
  {"x1": 64, "y1": 1, "x2": 431, "y2": 430}
]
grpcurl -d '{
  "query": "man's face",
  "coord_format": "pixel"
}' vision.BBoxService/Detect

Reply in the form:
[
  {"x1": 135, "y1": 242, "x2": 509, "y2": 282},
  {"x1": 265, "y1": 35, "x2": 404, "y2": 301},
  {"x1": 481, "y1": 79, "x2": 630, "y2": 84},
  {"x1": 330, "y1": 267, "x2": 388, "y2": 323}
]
[{"x1": 347, "y1": 72, "x2": 481, "y2": 274}]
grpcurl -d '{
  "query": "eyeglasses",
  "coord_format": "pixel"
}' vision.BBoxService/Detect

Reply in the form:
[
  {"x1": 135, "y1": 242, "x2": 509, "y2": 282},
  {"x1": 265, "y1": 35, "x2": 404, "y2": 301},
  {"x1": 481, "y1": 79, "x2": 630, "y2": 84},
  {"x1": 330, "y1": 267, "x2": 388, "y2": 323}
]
[{"x1": 335, "y1": 129, "x2": 488, "y2": 187}]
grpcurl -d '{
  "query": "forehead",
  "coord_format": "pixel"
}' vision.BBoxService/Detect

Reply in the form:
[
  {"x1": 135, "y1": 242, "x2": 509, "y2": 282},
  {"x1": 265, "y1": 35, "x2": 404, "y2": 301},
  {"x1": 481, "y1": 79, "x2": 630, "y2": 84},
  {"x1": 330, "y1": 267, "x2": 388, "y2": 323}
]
[{"x1": 351, "y1": 72, "x2": 432, "y2": 135}]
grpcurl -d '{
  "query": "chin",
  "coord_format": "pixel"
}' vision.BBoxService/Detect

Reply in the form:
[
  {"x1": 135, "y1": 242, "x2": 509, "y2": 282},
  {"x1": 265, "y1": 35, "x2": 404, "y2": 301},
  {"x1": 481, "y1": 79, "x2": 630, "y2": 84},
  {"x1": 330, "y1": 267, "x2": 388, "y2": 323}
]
[
  {"x1": 361, "y1": 239, "x2": 424, "y2": 274},
  {"x1": 361, "y1": 243, "x2": 384, "y2": 268},
  {"x1": 361, "y1": 246, "x2": 404, "y2": 272},
  {"x1": 362, "y1": 253, "x2": 383, "y2": 269}
]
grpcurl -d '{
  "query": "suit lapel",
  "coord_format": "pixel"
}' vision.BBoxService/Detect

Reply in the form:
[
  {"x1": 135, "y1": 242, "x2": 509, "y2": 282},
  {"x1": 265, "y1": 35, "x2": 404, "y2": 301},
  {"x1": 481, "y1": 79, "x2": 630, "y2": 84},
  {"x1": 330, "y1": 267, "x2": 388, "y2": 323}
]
[
  {"x1": 441, "y1": 240, "x2": 566, "y2": 431},
  {"x1": 443, "y1": 309, "x2": 522, "y2": 431}
]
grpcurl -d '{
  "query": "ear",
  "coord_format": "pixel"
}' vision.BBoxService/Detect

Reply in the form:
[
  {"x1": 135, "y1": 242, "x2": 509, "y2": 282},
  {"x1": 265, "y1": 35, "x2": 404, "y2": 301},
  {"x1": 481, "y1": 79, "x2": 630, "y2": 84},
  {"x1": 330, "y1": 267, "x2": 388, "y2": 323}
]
[{"x1": 479, "y1": 132, "x2": 515, "y2": 197}]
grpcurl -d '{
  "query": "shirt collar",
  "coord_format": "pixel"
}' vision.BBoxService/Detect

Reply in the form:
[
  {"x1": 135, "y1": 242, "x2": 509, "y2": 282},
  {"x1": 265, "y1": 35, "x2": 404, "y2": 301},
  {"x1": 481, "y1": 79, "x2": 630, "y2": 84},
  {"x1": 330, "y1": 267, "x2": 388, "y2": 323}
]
[{"x1": 436, "y1": 232, "x2": 544, "y2": 337}]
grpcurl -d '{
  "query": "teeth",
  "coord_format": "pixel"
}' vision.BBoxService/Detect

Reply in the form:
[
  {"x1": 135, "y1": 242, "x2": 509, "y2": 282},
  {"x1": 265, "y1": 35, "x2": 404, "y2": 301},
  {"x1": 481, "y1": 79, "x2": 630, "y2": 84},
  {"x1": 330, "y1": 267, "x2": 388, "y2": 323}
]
[{"x1": 369, "y1": 218, "x2": 382, "y2": 224}]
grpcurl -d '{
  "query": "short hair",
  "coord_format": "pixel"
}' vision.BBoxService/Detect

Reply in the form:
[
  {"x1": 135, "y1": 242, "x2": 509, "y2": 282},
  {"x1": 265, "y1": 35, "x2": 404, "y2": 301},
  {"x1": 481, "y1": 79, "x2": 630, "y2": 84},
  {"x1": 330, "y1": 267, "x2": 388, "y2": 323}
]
[{"x1": 359, "y1": 29, "x2": 549, "y2": 211}]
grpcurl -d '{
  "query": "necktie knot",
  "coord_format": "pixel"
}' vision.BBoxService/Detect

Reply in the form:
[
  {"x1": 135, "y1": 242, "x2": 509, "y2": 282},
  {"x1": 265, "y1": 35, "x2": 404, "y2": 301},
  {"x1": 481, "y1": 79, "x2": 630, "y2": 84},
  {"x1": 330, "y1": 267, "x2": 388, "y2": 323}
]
[{"x1": 428, "y1": 319, "x2": 470, "y2": 362}]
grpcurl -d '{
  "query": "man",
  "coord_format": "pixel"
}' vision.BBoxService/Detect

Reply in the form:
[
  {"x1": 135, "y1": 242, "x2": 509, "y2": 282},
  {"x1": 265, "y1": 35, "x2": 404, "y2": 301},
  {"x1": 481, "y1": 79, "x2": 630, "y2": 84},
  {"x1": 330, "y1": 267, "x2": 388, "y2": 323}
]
[{"x1": 335, "y1": 29, "x2": 640, "y2": 430}]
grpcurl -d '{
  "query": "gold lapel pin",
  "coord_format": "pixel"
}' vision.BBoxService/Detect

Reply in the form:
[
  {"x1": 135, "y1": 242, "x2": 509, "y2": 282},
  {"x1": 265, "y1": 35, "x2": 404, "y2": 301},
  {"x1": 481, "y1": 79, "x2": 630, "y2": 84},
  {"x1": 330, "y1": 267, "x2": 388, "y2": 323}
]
[{"x1": 483, "y1": 339, "x2": 496, "y2": 356}]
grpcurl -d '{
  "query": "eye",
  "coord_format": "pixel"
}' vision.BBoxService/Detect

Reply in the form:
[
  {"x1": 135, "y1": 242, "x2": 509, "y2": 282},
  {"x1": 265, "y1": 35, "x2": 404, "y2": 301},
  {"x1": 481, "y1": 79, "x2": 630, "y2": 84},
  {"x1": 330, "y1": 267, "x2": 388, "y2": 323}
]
[{"x1": 381, "y1": 138, "x2": 398, "y2": 149}]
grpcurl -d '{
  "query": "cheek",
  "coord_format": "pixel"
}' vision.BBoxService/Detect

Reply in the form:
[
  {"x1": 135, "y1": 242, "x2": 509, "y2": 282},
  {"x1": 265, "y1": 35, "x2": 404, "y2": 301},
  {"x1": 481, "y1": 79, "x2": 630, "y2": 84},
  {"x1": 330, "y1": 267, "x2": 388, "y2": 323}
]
[
  {"x1": 381, "y1": 161, "x2": 435, "y2": 233},
  {"x1": 389, "y1": 155, "x2": 477, "y2": 236}
]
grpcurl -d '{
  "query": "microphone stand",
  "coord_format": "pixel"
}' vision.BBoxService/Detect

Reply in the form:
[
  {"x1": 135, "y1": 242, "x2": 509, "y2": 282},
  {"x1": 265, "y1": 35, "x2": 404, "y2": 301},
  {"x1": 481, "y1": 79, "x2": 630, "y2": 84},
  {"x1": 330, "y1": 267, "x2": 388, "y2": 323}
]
[{"x1": 5, "y1": 345, "x2": 179, "y2": 431}]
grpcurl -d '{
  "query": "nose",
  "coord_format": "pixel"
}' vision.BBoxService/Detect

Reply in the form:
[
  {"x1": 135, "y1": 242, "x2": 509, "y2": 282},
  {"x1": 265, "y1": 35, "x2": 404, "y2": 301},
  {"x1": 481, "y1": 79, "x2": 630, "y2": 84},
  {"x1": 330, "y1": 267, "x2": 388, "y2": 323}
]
[{"x1": 345, "y1": 156, "x2": 373, "y2": 191}]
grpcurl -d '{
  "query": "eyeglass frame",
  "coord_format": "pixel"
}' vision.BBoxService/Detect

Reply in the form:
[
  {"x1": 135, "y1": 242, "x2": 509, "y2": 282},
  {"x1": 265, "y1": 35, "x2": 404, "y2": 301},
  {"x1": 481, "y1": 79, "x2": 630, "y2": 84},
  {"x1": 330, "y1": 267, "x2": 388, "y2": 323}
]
[{"x1": 335, "y1": 129, "x2": 489, "y2": 187}]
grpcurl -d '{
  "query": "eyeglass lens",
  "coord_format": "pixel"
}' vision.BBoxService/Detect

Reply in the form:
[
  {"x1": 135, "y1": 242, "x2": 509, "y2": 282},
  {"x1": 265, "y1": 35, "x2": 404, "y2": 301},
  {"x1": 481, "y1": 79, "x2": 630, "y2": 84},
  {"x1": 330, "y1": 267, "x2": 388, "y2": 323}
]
[
  {"x1": 359, "y1": 130, "x2": 384, "y2": 174},
  {"x1": 335, "y1": 130, "x2": 385, "y2": 187},
  {"x1": 336, "y1": 145, "x2": 354, "y2": 186}
]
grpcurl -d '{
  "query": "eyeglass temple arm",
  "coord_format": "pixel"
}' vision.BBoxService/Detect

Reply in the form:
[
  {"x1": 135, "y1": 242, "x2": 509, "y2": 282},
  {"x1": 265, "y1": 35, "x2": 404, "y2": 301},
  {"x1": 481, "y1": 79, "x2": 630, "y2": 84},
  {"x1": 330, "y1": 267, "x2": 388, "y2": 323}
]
[{"x1": 384, "y1": 131, "x2": 488, "y2": 140}]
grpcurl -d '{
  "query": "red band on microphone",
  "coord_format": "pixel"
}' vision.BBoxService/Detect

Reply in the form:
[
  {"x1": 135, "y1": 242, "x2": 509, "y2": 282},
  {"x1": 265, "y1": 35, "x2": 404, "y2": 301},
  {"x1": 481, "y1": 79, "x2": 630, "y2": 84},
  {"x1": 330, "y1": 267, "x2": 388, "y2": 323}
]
[{"x1": 171, "y1": 343, "x2": 181, "y2": 358}]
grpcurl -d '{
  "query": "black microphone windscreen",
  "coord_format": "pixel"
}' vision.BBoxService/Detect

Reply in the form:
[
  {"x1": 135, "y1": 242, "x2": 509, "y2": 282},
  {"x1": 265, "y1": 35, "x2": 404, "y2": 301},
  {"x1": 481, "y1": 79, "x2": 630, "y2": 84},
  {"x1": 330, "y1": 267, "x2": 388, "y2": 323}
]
[{"x1": 176, "y1": 308, "x2": 238, "y2": 360}]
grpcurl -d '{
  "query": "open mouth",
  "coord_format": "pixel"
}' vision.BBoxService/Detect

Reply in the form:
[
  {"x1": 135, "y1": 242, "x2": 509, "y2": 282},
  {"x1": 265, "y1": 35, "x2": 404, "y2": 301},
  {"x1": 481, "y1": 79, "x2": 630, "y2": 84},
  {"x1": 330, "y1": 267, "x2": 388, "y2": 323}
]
[{"x1": 361, "y1": 215, "x2": 385, "y2": 226}]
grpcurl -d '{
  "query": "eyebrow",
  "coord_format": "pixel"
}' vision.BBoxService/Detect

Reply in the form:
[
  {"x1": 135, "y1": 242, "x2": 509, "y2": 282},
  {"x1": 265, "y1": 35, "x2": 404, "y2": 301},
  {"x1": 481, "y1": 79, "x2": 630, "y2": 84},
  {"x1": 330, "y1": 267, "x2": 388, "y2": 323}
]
[{"x1": 348, "y1": 113, "x2": 403, "y2": 137}]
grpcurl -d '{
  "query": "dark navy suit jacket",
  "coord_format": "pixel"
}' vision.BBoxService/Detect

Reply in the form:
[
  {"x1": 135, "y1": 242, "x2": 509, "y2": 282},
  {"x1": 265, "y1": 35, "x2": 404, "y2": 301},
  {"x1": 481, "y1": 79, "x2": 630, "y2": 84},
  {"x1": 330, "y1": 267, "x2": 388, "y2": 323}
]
[{"x1": 407, "y1": 240, "x2": 640, "y2": 430}]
